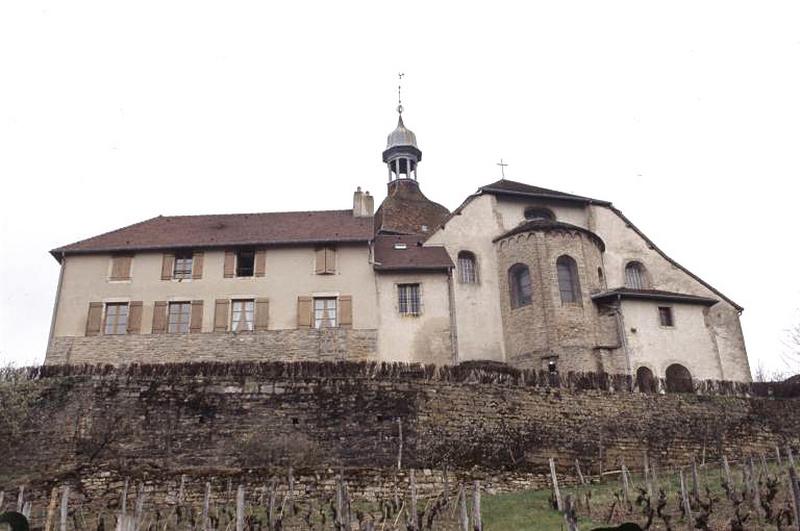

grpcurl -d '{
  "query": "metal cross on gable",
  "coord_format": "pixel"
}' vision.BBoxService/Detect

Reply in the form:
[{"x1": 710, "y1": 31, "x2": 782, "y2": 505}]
[{"x1": 497, "y1": 158, "x2": 509, "y2": 179}]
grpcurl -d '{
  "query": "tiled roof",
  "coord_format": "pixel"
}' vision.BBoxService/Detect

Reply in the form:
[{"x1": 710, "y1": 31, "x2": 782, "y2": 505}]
[
  {"x1": 479, "y1": 179, "x2": 611, "y2": 205},
  {"x1": 493, "y1": 219, "x2": 606, "y2": 251},
  {"x1": 374, "y1": 180, "x2": 449, "y2": 235},
  {"x1": 373, "y1": 234, "x2": 453, "y2": 272},
  {"x1": 51, "y1": 210, "x2": 374, "y2": 259},
  {"x1": 591, "y1": 288, "x2": 719, "y2": 306}
]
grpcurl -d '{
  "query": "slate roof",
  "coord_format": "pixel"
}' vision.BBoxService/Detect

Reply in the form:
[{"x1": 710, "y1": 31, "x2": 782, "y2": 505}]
[
  {"x1": 591, "y1": 288, "x2": 719, "y2": 306},
  {"x1": 372, "y1": 234, "x2": 453, "y2": 272},
  {"x1": 479, "y1": 179, "x2": 611, "y2": 205},
  {"x1": 51, "y1": 210, "x2": 374, "y2": 260},
  {"x1": 493, "y1": 219, "x2": 606, "y2": 251}
]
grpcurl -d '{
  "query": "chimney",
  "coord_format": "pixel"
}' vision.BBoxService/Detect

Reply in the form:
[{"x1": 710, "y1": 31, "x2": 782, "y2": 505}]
[{"x1": 353, "y1": 186, "x2": 374, "y2": 217}]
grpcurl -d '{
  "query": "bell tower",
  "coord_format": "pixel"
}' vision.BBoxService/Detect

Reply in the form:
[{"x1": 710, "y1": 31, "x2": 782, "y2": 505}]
[{"x1": 382, "y1": 74, "x2": 422, "y2": 182}]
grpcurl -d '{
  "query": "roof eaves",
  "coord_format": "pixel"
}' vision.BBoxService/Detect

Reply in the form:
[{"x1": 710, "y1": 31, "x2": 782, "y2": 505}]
[
  {"x1": 480, "y1": 186, "x2": 612, "y2": 206},
  {"x1": 591, "y1": 289, "x2": 718, "y2": 307},
  {"x1": 608, "y1": 206, "x2": 743, "y2": 312}
]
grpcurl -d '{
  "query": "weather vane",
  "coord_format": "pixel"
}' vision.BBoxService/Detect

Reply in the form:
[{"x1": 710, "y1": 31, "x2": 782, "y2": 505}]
[
  {"x1": 497, "y1": 158, "x2": 509, "y2": 178},
  {"x1": 397, "y1": 72, "x2": 405, "y2": 114}
]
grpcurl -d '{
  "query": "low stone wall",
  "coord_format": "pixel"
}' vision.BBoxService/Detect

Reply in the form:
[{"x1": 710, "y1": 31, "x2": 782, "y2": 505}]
[
  {"x1": 46, "y1": 329, "x2": 378, "y2": 365},
  {"x1": 1, "y1": 362, "x2": 798, "y2": 519}
]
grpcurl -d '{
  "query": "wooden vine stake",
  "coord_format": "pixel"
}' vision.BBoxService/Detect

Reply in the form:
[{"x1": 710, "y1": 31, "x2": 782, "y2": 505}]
[
  {"x1": 409, "y1": 470, "x2": 418, "y2": 531},
  {"x1": 471, "y1": 480, "x2": 482, "y2": 531},
  {"x1": 44, "y1": 486, "x2": 58, "y2": 531},
  {"x1": 788, "y1": 466, "x2": 800, "y2": 530},
  {"x1": 643, "y1": 453, "x2": 653, "y2": 499},
  {"x1": 679, "y1": 469, "x2": 693, "y2": 525},
  {"x1": 722, "y1": 455, "x2": 732, "y2": 488},
  {"x1": 458, "y1": 485, "x2": 469, "y2": 531},
  {"x1": 549, "y1": 457, "x2": 563, "y2": 511},
  {"x1": 690, "y1": 456, "x2": 700, "y2": 499},
  {"x1": 563, "y1": 494, "x2": 579, "y2": 531},
  {"x1": 575, "y1": 459, "x2": 586, "y2": 486},
  {"x1": 235, "y1": 484, "x2": 245, "y2": 531},
  {"x1": 201, "y1": 482, "x2": 211, "y2": 531},
  {"x1": 620, "y1": 462, "x2": 630, "y2": 508},
  {"x1": 59, "y1": 486, "x2": 69, "y2": 531}
]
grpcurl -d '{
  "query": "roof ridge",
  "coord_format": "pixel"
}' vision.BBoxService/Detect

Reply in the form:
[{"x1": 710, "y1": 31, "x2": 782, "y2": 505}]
[{"x1": 160, "y1": 208, "x2": 357, "y2": 219}]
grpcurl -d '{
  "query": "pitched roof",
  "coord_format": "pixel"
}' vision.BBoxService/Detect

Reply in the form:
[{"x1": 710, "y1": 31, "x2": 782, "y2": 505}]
[
  {"x1": 51, "y1": 210, "x2": 374, "y2": 260},
  {"x1": 479, "y1": 179, "x2": 611, "y2": 205},
  {"x1": 591, "y1": 288, "x2": 719, "y2": 306},
  {"x1": 374, "y1": 180, "x2": 450, "y2": 235},
  {"x1": 372, "y1": 234, "x2": 453, "y2": 272}
]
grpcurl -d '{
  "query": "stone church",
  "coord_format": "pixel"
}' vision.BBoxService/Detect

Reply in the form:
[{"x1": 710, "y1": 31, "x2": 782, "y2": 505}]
[{"x1": 45, "y1": 108, "x2": 751, "y2": 385}]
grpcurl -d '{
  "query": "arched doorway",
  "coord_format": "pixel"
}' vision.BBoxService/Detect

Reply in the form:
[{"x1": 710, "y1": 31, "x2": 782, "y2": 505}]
[
  {"x1": 665, "y1": 364, "x2": 693, "y2": 393},
  {"x1": 636, "y1": 366, "x2": 656, "y2": 393}
]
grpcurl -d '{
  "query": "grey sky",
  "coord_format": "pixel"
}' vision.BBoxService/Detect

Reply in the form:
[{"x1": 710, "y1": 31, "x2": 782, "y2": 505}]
[{"x1": 1, "y1": 1, "x2": 799, "y2": 373}]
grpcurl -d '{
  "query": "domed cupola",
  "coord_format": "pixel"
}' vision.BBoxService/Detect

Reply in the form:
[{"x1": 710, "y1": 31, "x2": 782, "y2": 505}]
[{"x1": 382, "y1": 110, "x2": 422, "y2": 181}]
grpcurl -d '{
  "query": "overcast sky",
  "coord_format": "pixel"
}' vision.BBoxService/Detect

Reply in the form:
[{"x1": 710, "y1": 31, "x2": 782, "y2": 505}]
[{"x1": 1, "y1": 1, "x2": 799, "y2": 374}]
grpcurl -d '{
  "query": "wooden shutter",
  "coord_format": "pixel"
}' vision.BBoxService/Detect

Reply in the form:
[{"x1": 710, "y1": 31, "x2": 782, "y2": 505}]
[
  {"x1": 190, "y1": 300, "x2": 204, "y2": 333},
  {"x1": 127, "y1": 301, "x2": 143, "y2": 334},
  {"x1": 214, "y1": 299, "x2": 230, "y2": 332},
  {"x1": 110, "y1": 255, "x2": 132, "y2": 280},
  {"x1": 314, "y1": 248, "x2": 326, "y2": 274},
  {"x1": 161, "y1": 253, "x2": 174, "y2": 280},
  {"x1": 297, "y1": 296, "x2": 313, "y2": 328},
  {"x1": 255, "y1": 250, "x2": 267, "y2": 277},
  {"x1": 152, "y1": 301, "x2": 168, "y2": 334},
  {"x1": 339, "y1": 295, "x2": 353, "y2": 328},
  {"x1": 85, "y1": 302, "x2": 103, "y2": 336},
  {"x1": 325, "y1": 247, "x2": 336, "y2": 274},
  {"x1": 192, "y1": 252, "x2": 204, "y2": 279},
  {"x1": 224, "y1": 251, "x2": 235, "y2": 278},
  {"x1": 255, "y1": 298, "x2": 270, "y2": 331}
]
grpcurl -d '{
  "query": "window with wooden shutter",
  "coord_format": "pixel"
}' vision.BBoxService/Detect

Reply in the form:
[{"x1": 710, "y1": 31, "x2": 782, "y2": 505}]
[
  {"x1": 192, "y1": 252, "x2": 204, "y2": 279},
  {"x1": 255, "y1": 298, "x2": 270, "y2": 331},
  {"x1": 315, "y1": 247, "x2": 336, "y2": 274},
  {"x1": 223, "y1": 251, "x2": 235, "y2": 278},
  {"x1": 214, "y1": 299, "x2": 230, "y2": 332},
  {"x1": 190, "y1": 300, "x2": 204, "y2": 333},
  {"x1": 110, "y1": 255, "x2": 132, "y2": 281},
  {"x1": 173, "y1": 252, "x2": 193, "y2": 279},
  {"x1": 127, "y1": 301, "x2": 143, "y2": 334},
  {"x1": 255, "y1": 250, "x2": 267, "y2": 277},
  {"x1": 297, "y1": 296, "x2": 313, "y2": 328},
  {"x1": 161, "y1": 254, "x2": 175, "y2": 280},
  {"x1": 85, "y1": 302, "x2": 103, "y2": 336},
  {"x1": 338, "y1": 295, "x2": 353, "y2": 328},
  {"x1": 103, "y1": 303, "x2": 128, "y2": 335},
  {"x1": 151, "y1": 301, "x2": 168, "y2": 334}
]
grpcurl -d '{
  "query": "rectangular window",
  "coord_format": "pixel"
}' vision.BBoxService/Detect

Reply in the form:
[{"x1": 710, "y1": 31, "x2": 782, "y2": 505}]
[
  {"x1": 231, "y1": 299, "x2": 255, "y2": 332},
  {"x1": 313, "y1": 297, "x2": 337, "y2": 328},
  {"x1": 173, "y1": 252, "x2": 193, "y2": 279},
  {"x1": 110, "y1": 254, "x2": 132, "y2": 281},
  {"x1": 168, "y1": 302, "x2": 192, "y2": 333},
  {"x1": 103, "y1": 303, "x2": 129, "y2": 335},
  {"x1": 398, "y1": 283, "x2": 421, "y2": 316},
  {"x1": 315, "y1": 247, "x2": 336, "y2": 274},
  {"x1": 658, "y1": 306, "x2": 674, "y2": 327},
  {"x1": 236, "y1": 249, "x2": 255, "y2": 277}
]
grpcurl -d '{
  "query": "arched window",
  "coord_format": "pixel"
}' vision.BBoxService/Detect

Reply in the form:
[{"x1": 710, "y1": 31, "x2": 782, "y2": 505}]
[
  {"x1": 524, "y1": 207, "x2": 555, "y2": 222},
  {"x1": 625, "y1": 261, "x2": 650, "y2": 289},
  {"x1": 457, "y1": 251, "x2": 478, "y2": 284},
  {"x1": 509, "y1": 263, "x2": 532, "y2": 308},
  {"x1": 556, "y1": 255, "x2": 581, "y2": 304},
  {"x1": 636, "y1": 366, "x2": 656, "y2": 393},
  {"x1": 665, "y1": 363, "x2": 693, "y2": 393}
]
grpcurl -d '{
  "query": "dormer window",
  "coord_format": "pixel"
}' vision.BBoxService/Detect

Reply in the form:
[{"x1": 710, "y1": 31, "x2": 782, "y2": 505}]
[
  {"x1": 524, "y1": 207, "x2": 555, "y2": 222},
  {"x1": 394, "y1": 243, "x2": 408, "y2": 250}
]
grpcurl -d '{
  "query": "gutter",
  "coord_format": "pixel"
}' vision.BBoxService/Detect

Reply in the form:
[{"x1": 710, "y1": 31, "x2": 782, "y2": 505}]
[{"x1": 446, "y1": 269, "x2": 459, "y2": 364}]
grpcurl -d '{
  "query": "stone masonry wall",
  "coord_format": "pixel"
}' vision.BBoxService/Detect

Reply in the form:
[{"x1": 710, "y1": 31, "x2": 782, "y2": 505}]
[
  {"x1": 46, "y1": 329, "x2": 378, "y2": 365},
  {"x1": 2, "y1": 363, "x2": 797, "y2": 514}
]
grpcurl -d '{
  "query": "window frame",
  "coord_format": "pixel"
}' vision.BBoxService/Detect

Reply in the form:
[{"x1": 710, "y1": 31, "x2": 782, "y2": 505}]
[
  {"x1": 457, "y1": 251, "x2": 479, "y2": 284},
  {"x1": 235, "y1": 249, "x2": 256, "y2": 278},
  {"x1": 508, "y1": 263, "x2": 532, "y2": 309},
  {"x1": 173, "y1": 252, "x2": 194, "y2": 280},
  {"x1": 167, "y1": 301, "x2": 192, "y2": 334},
  {"x1": 556, "y1": 255, "x2": 582, "y2": 305},
  {"x1": 103, "y1": 302, "x2": 129, "y2": 335},
  {"x1": 658, "y1": 306, "x2": 675, "y2": 328},
  {"x1": 624, "y1": 261, "x2": 650, "y2": 290},
  {"x1": 397, "y1": 283, "x2": 422, "y2": 316},
  {"x1": 313, "y1": 296, "x2": 338, "y2": 328},
  {"x1": 231, "y1": 299, "x2": 255, "y2": 332}
]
